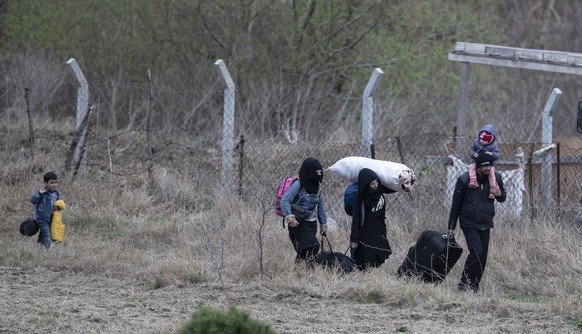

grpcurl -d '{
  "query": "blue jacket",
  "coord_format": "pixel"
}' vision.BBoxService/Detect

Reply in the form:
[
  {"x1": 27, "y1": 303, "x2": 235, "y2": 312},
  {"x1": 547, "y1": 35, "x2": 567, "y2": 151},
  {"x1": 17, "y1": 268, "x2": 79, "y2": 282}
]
[
  {"x1": 280, "y1": 180, "x2": 328, "y2": 225},
  {"x1": 30, "y1": 190, "x2": 60, "y2": 223},
  {"x1": 468, "y1": 124, "x2": 500, "y2": 164}
]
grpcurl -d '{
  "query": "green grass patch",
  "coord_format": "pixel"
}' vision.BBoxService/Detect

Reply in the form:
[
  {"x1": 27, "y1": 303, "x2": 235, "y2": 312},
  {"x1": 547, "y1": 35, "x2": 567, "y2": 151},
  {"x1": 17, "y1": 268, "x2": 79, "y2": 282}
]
[
  {"x1": 396, "y1": 324, "x2": 410, "y2": 332},
  {"x1": 185, "y1": 272, "x2": 207, "y2": 284},
  {"x1": 177, "y1": 305, "x2": 277, "y2": 334},
  {"x1": 361, "y1": 290, "x2": 384, "y2": 304},
  {"x1": 504, "y1": 292, "x2": 548, "y2": 303}
]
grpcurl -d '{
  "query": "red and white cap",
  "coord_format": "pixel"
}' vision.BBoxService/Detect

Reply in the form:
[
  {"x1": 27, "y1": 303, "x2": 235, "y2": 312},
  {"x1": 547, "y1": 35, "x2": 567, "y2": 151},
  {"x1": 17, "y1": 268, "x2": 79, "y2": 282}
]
[{"x1": 479, "y1": 131, "x2": 493, "y2": 142}]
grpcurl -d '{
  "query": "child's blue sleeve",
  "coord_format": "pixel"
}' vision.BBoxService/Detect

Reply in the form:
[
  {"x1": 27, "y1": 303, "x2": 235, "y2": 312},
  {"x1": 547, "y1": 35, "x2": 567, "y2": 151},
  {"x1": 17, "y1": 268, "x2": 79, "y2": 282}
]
[
  {"x1": 468, "y1": 140, "x2": 478, "y2": 158},
  {"x1": 280, "y1": 181, "x2": 300, "y2": 217},
  {"x1": 30, "y1": 192, "x2": 41, "y2": 204},
  {"x1": 490, "y1": 142, "x2": 500, "y2": 160}
]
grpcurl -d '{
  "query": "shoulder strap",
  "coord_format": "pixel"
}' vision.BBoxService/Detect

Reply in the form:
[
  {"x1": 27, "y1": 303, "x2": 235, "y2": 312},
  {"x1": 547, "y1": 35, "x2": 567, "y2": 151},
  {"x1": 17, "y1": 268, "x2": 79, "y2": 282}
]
[
  {"x1": 294, "y1": 178, "x2": 302, "y2": 193},
  {"x1": 459, "y1": 172, "x2": 470, "y2": 186},
  {"x1": 291, "y1": 180, "x2": 302, "y2": 205}
]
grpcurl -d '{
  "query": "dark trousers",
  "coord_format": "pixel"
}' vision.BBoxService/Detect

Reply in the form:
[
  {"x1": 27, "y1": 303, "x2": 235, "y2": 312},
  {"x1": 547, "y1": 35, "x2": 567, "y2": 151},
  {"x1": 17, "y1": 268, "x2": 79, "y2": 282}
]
[
  {"x1": 36, "y1": 219, "x2": 52, "y2": 249},
  {"x1": 288, "y1": 221, "x2": 320, "y2": 264},
  {"x1": 352, "y1": 241, "x2": 391, "y2": 270},
  {"x1": 459, "y1": 228, "x2": 490, "y2": 292}
]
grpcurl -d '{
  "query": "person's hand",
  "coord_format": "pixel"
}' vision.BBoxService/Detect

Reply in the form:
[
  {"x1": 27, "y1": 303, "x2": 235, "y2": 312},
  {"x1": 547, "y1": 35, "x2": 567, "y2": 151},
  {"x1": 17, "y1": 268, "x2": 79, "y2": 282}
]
[
  {"x1": 39, "y1": 187, "x2": 46, "y2": 194},
  {"x1": 350, "y1": 242, "x2": 358, "y2": 249},
  {"x1": 285, "y1": 214, "x2": 298, "y2": 227},
  {"x1": 490, "y1": 187, "x2": 501, "y2": 197},
  {"x1": 485, "y1": 151, "x2": 493, "y2": 156},
  {"x1": 473, "y1": 153, "x2": 479, "y2": 158},
  {"x1": 319, "y1": 224, "x2": 327, "y2": 235}
]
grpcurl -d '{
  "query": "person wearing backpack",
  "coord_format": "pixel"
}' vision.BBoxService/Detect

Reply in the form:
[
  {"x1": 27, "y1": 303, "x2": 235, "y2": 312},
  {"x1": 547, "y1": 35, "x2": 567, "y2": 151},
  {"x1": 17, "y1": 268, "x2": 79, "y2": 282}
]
[
  {"x1": 280, "y1": 157, "x2": 328, "y2": 264},
  {"x1": 349, "y1": 168, "x2": 397, "y2": 270}
]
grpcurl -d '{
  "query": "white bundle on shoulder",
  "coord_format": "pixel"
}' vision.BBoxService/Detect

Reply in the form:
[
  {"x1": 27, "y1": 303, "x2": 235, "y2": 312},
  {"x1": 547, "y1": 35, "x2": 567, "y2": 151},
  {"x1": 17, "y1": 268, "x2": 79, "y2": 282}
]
[{"x1": 327, "y1": 156, "x2": 416, "y2": 192}]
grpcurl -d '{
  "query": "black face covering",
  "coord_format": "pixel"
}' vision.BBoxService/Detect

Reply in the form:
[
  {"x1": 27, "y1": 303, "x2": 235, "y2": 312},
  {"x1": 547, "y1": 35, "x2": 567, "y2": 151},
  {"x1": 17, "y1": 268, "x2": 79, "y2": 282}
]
[
  {"x1": 357, "y1": 168, "x2": 381, "y2": 208},
  {"x1": 299, "y1": 157, "x2": 323, "y2": 194}
]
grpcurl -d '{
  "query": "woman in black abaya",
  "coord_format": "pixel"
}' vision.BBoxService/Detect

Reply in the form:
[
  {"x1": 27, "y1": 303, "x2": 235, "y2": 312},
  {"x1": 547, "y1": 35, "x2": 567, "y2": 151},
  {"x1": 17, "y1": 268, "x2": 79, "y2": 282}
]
[{"x1": 349, "y1": 168, "x2": 396, "y2": 270}]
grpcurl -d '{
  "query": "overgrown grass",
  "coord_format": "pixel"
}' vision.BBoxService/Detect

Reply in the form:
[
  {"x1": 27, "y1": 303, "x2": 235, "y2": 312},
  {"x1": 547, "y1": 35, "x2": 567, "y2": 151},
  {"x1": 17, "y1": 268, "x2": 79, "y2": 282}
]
[{"x1": 2, "y1": 121, "x2": 582, "y2": 332}]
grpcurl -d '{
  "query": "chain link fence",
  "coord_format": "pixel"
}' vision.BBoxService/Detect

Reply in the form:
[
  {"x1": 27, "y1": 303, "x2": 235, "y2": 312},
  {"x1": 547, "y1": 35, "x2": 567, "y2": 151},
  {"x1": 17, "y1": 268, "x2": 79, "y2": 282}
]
[
  {"x1": 235, "y1": 134, "x2": 582, "y2": 238},
  {"x1": 2, "y1": 65, "x2": 582, "y2": 230}
]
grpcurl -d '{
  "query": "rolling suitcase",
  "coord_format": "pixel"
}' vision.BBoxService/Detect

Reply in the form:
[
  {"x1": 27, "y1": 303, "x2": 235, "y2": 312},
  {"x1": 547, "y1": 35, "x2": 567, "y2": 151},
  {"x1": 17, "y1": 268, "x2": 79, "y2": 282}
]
[{"x1": 397, "y1": 230, "x2": 463, "y2": 283}]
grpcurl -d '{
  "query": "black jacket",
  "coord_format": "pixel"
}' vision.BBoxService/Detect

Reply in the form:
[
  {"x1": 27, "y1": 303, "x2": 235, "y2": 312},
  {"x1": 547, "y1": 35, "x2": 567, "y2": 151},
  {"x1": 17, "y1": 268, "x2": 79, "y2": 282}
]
[{"x1": 448, "y1": 171, "x2": 506, "y2": 231}]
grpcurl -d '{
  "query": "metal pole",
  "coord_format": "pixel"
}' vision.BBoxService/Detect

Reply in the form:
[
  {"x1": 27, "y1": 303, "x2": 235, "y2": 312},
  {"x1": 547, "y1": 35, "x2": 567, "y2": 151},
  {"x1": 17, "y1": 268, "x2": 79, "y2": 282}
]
[
  {"x1": 214, "y1": 59, "x2": 235, "y2": 192},
  {"x1": 66, "y1": 58, "x2": 89, "y2": 172},
  {"x1": 455, "y1": 62, "x2": 470, "y2": 156},
  {"x1": 362, "y1": 68, "x2": 383, "y2": 158},
  {"x1": 528, "y1": 144, "x2": 534, "y2": 222},
  {"x1": 238, "y1": 135, "x2": 245, "y2": 197},
  {"x1": 540, "y1": 88, "x2": 562, "y2": 210},
  {"x1": 556, "y1": 143, "x2": 561, "y2": 208}
]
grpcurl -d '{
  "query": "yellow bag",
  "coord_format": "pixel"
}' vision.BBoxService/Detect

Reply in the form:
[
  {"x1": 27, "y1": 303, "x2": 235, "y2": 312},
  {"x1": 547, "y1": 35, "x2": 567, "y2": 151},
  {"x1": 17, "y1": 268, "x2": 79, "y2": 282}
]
[{"x1": 50, "y1": 200, "x2": 66, "y2": 242}]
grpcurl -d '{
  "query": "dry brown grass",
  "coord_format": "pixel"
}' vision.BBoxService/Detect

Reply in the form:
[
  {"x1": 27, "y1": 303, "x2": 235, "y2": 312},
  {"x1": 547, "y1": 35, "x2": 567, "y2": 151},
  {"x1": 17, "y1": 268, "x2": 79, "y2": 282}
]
[{"x1": 1, "y1": 121, "x2": 582, "y2": 333}]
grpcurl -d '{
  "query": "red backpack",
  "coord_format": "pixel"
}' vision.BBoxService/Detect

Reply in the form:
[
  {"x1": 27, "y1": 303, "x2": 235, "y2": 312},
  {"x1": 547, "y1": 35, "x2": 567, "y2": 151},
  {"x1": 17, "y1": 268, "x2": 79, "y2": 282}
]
[{"x1": 274, "y1": 176, "x2": 299, "y2": 217}]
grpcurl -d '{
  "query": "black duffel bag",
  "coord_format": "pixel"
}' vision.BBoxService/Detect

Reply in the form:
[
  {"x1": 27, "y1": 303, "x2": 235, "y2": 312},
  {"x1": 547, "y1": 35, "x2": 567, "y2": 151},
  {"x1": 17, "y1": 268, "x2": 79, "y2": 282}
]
[
  {"x1": 314, "y1": 235, "x2": 356, "y2": 274},
  {"x1": 19, "y1": 218, "x2": 39, "y2": 237}
]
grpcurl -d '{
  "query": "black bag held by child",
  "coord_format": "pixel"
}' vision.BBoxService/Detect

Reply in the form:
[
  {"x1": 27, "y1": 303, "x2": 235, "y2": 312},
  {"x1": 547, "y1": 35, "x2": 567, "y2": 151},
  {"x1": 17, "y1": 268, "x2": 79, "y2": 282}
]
[
  {"x1": 19, "y1": 218, "x2": 39, "y2": 237},
  {"x1": 397, "y1": 230, "x2": 463, "y2": 283},
  {"x1": 314, "y1": 234, "x2": 356, "y2": 274}
]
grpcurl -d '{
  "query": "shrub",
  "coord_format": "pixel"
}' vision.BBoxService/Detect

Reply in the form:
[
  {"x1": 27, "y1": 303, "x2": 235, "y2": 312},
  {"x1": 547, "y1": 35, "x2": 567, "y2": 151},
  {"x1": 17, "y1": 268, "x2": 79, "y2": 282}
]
[{"x1": 177, "y1": 305, "x2": 277, "y2": 334}]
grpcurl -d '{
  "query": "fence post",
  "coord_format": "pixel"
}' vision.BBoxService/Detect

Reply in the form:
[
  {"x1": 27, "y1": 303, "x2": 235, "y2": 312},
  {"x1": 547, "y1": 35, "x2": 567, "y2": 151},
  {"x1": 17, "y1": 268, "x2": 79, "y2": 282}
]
[
  {"x1": 540, "y1": 88, "x2": 561, "y2": 210},
  {"x1": 214, "y1": 59, "x2": 236, "y2": 193},
  {"x1": 238, "y1": 135, "x2": 245, "y2": 196},
  {"x1": 25, "y1": 88, "x2": 35, "y2": 160},
  {"x1": 362, "y1": 68, "x2": 383, "y2": 158},
  {"x1": 66, "y1": 58, "x2": 89, "y2": 175},
  {"x1": 455, "y1": 62, "x2": 470, "y2": 156},
  {"x1": 528, "y1": 145, "x2": 534, "y2": 222},
  {"x1": 556, "y1": 143, "x2": 560, "y2": 208}
]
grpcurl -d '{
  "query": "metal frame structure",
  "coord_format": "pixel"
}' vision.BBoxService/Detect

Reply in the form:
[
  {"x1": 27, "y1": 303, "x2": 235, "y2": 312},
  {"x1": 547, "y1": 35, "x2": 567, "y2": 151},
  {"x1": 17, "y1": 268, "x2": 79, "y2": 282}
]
[{"x1": 448, "y1": 42, "x2": 582, "y2": 209}]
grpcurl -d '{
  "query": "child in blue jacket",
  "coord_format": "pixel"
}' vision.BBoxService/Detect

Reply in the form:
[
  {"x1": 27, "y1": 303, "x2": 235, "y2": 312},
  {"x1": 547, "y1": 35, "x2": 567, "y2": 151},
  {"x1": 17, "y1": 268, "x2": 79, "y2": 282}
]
[
  {"x1": 30, "y1": 172, "x2": 60, "y2": 249},
  {"x1": 468, "y1": 124, "x2": 500, "y2": 199}
]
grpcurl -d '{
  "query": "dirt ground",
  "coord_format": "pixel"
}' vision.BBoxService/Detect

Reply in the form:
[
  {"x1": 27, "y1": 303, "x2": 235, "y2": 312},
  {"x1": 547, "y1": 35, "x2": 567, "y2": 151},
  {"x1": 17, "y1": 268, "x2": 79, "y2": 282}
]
[{"x1": 1, "y1": 266, "x2": 577, "y2": 334}]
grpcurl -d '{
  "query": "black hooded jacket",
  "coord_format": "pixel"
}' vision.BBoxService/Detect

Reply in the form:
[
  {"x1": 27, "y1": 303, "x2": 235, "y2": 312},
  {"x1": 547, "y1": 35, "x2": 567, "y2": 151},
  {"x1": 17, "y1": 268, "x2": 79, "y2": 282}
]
[
  {"x1": 349, "y1": 168, "x2": 397, "y2": 269},
  {"x1": 350, "y1": 168, "x2": 396, "y2": 243}
]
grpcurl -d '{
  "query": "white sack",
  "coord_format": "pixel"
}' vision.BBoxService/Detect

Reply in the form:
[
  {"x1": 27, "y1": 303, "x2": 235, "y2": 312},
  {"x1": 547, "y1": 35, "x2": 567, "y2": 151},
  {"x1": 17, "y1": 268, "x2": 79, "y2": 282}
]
[{"x1": 327, "y1": 156, "x2": 415, "y2": 192}]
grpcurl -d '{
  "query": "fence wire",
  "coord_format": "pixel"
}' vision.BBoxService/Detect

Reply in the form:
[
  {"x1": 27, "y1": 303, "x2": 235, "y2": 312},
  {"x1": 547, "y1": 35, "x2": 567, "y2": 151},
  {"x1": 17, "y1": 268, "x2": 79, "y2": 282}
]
[
  {"x1": 235, "y1": 135, "x2": 582, "y2": 238},
  {"x1": 2, "y1": 76, "x2": 582, "y2": 230}
]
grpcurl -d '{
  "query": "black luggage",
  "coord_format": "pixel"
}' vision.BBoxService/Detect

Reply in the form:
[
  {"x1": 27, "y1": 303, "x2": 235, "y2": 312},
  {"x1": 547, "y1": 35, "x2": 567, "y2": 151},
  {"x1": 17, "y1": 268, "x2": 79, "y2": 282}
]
[
  {"x1": 397, "y1": 230, "x2": 463, "y2": 283},
  {"x1": 314, "y1": 235, "x2": 356, "y2": 274},
  {"x1": 19, "y1": 218, "x2": 39, "y2": 236}
]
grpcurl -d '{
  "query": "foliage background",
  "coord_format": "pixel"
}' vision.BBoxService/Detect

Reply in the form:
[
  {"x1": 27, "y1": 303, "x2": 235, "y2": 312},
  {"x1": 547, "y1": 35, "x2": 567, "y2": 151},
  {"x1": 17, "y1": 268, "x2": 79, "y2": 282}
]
[{"x1": 1, "y1": 0, "x2": 582, "y2": 141}]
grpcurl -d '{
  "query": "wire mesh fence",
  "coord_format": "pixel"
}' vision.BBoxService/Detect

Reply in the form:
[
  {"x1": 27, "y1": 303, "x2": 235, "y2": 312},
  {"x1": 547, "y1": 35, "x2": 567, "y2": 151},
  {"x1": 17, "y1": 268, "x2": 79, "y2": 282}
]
[
  {"x1": 2, "y1": 66, "x2": 582, "y2": 231},
  {"x1": 235, "y1": 134, "x2": 582, "y2": 238}
]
